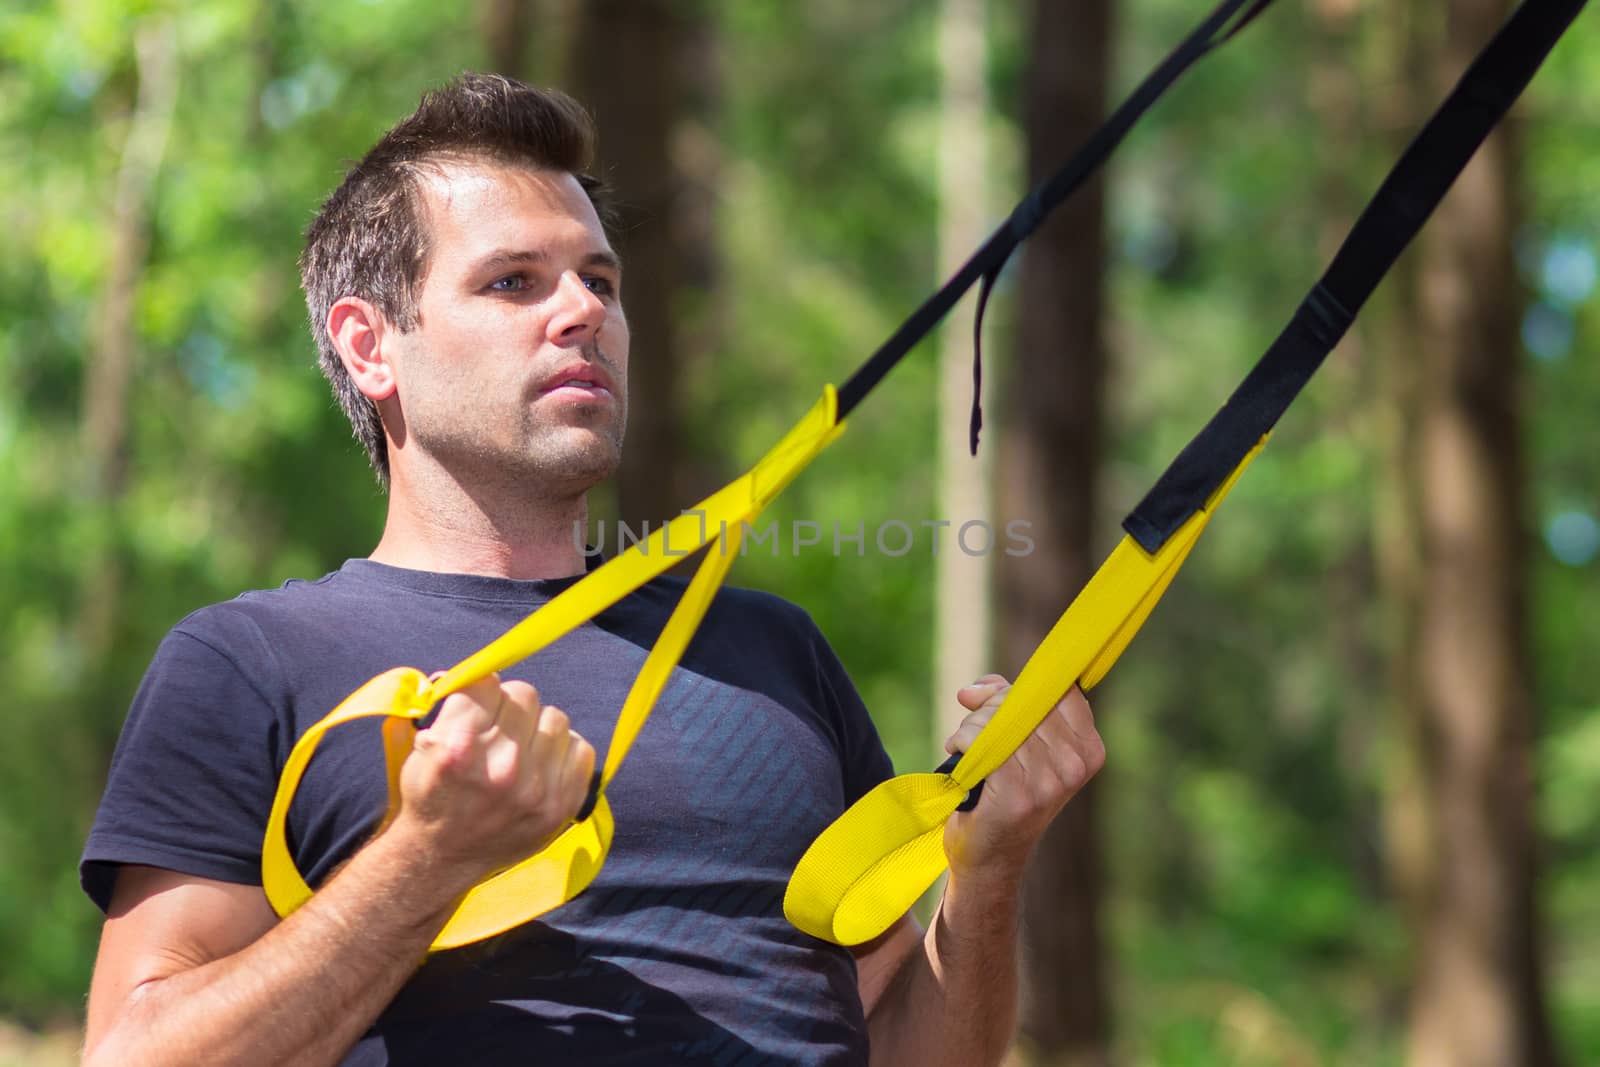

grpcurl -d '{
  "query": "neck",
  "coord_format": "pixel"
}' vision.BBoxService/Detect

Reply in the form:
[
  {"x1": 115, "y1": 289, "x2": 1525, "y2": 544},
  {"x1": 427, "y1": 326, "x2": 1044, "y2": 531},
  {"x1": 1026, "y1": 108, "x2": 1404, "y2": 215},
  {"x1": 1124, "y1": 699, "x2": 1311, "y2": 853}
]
[{"x1": 371, "y1": 462, "x2": 593, "y2": 581}]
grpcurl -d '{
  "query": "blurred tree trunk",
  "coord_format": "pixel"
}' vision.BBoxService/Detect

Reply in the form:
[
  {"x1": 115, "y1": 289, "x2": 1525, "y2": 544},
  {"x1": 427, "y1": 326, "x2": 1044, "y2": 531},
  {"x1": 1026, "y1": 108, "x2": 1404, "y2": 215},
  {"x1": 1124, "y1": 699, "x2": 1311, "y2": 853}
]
[
  {"x1": 934, "y1": 0, "x2": 992, "y2": 745},
  {"x1": 1390, "y1": 2, "x2": 1559, "y2": 1064},
  {"x1": 79, "y1": 22, "x2": 178, "y2": 684},
  {"x1": 571, "y1": 0, "x2": 714, "y2": 531},
  {"x1": 75, "y1": 20, "x2": 178, "y2": 820},
  {"x1": 1307, "y1": 0, "x2": 1391, "y2": 907},
  {"x1": 1374, "y1": 0, "x2": 1432, "y2": 1035},
  {"x1": 999, "y1": 0, "x2": 1113, "y2": 1063}
]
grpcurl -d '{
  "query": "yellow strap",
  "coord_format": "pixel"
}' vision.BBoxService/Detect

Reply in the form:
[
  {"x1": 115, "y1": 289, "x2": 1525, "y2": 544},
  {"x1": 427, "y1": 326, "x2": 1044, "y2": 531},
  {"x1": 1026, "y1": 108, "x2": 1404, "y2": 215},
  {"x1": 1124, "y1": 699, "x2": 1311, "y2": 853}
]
[
  {"x1": 783, "y1": 435, "x2": 1268, "y2": 945},
  {"x1": 262, "y1": 389, "x2": 843, "y2": 950}
]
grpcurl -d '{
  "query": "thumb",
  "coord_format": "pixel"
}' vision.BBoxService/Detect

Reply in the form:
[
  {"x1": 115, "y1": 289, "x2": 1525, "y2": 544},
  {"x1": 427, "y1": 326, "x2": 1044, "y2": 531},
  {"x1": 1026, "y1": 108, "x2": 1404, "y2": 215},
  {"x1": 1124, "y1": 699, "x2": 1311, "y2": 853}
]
[{"x1": 955, "y1": 675, "x2": 1006, "y2": 712}]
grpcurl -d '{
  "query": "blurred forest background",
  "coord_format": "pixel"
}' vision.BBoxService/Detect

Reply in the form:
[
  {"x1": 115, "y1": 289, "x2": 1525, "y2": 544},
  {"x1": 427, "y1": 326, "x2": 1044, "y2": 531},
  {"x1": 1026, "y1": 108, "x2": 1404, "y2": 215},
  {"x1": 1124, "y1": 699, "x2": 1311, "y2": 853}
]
[{"x1": 2, "y1": 0, "x2": 1598, "y2": 1063}]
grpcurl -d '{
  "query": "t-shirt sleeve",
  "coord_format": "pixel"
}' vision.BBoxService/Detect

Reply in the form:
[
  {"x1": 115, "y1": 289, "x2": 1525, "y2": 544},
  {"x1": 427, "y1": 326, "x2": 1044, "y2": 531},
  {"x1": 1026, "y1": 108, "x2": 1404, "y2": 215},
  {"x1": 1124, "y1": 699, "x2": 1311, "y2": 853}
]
[
  {"x1": 804, "y1": 620, "x2": 895, "y2": 804},
  {"x1": 80, "y1": 617, "x2": 284, "y2": 912}
]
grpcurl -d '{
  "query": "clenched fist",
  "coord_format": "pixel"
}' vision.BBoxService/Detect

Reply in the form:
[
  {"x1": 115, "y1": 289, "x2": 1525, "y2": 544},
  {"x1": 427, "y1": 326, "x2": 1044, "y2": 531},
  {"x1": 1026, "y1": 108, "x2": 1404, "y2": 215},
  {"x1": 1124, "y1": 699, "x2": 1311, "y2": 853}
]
[
  {"x1": 941, "y1": 676, "x2": 1105, "y2": 879},
  {"x1": 392, "y1": 674, "x2": 596, "y2": 887}
]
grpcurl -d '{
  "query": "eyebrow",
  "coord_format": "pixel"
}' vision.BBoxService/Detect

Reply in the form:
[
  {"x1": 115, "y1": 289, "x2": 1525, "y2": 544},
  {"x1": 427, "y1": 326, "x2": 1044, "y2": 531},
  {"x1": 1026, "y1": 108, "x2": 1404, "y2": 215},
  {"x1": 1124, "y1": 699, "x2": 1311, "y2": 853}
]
[{"x1": 473, "y1": 248, "x2": 623, "y2": 274}]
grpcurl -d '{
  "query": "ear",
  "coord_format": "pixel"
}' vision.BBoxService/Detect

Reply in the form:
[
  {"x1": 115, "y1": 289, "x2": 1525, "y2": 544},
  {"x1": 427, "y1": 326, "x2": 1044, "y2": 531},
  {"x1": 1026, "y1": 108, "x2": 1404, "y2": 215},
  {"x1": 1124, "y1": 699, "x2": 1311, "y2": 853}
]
[{"x1": 327, "y1": 296, "x2": 399, "y2": 402}]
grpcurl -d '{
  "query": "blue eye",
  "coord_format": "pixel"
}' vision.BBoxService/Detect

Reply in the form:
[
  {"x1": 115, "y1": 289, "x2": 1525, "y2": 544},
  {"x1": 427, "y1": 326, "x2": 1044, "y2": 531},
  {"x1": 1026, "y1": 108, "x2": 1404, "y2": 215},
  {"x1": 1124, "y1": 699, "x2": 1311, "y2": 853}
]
[
  {"x1": 583, "y1": 276, "x2": 616, "y2": 298},
  {"x1": 490, "y1": 274, "x2": 529, "y2": 292}
]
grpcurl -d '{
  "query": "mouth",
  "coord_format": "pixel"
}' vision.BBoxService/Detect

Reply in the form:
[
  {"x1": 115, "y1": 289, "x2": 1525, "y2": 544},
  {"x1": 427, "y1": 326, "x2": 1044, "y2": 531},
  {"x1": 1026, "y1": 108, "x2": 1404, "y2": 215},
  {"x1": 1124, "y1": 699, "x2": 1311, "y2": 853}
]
[{"x1": 535, "y1": 363, "x2": 616, "y2": 400}]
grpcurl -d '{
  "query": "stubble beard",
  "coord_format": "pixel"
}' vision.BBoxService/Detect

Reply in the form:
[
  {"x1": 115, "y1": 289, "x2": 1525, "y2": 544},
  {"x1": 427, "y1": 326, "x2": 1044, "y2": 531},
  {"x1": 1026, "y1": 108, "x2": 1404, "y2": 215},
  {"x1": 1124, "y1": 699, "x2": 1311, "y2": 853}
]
[
  {"x1": 517, "y1": 399, "x2": 626, "y2": 498},
  {"x1": 416, "y1": 390, "x2": 627, "y2": 505}
]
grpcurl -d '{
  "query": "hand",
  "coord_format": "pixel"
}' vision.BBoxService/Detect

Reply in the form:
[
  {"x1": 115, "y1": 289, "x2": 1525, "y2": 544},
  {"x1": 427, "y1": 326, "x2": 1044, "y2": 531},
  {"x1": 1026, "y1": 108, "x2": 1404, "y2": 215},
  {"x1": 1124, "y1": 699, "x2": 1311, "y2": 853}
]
[
  {"x1": 940, "y1": 675, "x2": 1104, "y2": 881},
  {"x1": 391, "y1": 674, "x2": 596, "y2": 888}
]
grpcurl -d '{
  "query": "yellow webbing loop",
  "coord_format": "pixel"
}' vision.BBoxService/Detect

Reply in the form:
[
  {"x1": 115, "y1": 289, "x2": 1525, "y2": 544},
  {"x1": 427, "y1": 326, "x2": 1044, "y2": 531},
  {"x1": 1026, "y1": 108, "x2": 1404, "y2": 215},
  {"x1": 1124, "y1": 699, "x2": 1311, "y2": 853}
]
[
  {"x1": 784, "y1": 435, "x2": 1268, "y2": 945},
  {"x1": 262, "y1": 388, "x2": 844, "y2": 950}
]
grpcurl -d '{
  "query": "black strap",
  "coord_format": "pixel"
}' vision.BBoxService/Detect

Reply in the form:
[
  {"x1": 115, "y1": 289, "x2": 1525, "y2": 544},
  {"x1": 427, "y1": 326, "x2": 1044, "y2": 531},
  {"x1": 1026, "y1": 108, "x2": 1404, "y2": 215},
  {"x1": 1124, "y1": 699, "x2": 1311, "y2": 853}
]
[
  {"x1": 835, "y1": 0, "x2": 1276, "y2": 424},
  {"x1": 1123, "y1": 0, "x2": 1586, "y2": 553},
  {"x1": 935, "y1": 752, "x2": 984, "y2": 812}
]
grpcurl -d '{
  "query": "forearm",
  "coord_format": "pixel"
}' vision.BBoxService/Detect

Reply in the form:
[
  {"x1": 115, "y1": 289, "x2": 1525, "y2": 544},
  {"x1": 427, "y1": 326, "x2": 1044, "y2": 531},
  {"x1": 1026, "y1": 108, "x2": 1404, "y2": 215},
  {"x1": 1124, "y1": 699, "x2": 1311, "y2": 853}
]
[
  {"x1": 867, "y1": 868, "x2": 1023, "y2": 1067},
  {"x1": 85, "y1": 826, "x2": 470, "y2": 1067}
]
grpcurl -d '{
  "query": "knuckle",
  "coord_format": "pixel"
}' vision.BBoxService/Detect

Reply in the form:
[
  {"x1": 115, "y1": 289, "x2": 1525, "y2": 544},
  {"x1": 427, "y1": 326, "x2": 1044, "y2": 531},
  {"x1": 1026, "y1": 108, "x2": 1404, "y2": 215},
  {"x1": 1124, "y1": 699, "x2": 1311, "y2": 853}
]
[
  {"x1": 1000, "y1": 786, "x2": 1032, "y2": 821},
  {"x1": 571, "y1": 732, "x2": 596, "y2": 764},
  {"x1": 518, "y1": 768, "x2": 548, "y2": 808},
  {"x1": 1060, "y1": 750, "x2": 1089, "y2": 792},
  {"x1": 438, "y1": 723, "x2": 478, "y2": 762},
  {"x1": 439, "y1": 687, "x2": 493, "y2": 725},
  {"x1": 503, "y1": 679, "x2": 540, "y2": 706},
  {"x1": 1085, "y1": 734, "x2": 1107, "y2": 773},
  {"x1": 484, "y1": 736, "x2": 521, "y2": 787}
]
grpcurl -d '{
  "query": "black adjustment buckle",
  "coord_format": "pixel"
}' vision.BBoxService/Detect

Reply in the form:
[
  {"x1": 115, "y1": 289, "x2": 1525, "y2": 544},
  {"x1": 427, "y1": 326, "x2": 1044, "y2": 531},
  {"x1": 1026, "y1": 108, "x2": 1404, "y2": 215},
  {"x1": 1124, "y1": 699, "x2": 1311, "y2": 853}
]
[
  {"x1": 575, "y1": 770, "x2": 603, "y2": 823},
  {"x1": 934, "y1": 753, "x2": 984, "y2": 813}
]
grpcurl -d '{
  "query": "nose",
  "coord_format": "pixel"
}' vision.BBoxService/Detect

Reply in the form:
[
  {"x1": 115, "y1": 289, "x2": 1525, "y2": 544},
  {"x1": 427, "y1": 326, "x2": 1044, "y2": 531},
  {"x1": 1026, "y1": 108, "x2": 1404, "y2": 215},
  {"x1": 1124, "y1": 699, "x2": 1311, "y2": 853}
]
[{"x1": 546, "y1": 271, "x2": 607, "y2": 346}]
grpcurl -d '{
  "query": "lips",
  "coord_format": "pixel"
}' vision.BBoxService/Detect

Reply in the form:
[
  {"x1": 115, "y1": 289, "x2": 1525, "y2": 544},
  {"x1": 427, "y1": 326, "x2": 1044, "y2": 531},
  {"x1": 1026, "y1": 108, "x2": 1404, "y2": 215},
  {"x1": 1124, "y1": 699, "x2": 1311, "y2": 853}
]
[{"x1": 535, "y1": 362, "x2": 614, "y2": 397}]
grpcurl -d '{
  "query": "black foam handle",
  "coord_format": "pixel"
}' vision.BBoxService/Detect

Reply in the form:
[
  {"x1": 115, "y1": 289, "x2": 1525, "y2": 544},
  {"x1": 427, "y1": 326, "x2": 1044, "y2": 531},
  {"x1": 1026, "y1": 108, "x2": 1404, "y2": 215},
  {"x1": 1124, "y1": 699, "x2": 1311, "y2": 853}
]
[{"x1": 934, "y1": 753, "x2": 984, "y2": 813}]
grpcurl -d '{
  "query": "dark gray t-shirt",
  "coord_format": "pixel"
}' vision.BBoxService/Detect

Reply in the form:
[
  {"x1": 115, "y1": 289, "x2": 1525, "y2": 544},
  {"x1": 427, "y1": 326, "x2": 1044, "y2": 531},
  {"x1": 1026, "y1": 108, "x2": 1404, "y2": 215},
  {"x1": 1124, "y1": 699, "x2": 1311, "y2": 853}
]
[{"x1": 81, "y1": 558, "x2": 894, "y2": 1065}]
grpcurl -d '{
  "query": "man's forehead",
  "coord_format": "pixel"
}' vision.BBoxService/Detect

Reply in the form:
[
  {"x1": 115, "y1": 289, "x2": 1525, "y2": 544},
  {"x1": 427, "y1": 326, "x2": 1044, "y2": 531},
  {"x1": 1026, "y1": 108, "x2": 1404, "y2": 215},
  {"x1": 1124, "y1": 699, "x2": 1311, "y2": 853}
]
[{"x1": 413, "y1": 160, "x2": 607, "y2": 252}]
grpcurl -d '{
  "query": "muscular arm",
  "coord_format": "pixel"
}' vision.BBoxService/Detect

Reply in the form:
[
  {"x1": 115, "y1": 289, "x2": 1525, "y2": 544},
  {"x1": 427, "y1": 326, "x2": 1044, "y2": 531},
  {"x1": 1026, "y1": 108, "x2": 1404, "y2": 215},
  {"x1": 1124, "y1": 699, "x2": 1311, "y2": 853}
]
[
  {"x1": 860, "y1": 680, "x2": 1104, "y2": 1067},
  {"x1": 84, "y1": 676, "x2": 595, "y2": 1067},
  {"x1": 85, "y1": 828, "x2": 474, "y2": 1067}
]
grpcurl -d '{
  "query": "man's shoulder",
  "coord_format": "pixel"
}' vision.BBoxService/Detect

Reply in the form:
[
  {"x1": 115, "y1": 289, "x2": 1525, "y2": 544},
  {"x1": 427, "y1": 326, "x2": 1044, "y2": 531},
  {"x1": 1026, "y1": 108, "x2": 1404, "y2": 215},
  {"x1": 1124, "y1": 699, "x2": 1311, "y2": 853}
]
[
  {"x1": 167, "y1": 567, "x2": 355, "y2": 649},
  {"x1": 643, "y1": 575, "x2": 821, "y2": 645},
  {"x1": 714, "y1": 581, "x2": 817, "y2": 631}
]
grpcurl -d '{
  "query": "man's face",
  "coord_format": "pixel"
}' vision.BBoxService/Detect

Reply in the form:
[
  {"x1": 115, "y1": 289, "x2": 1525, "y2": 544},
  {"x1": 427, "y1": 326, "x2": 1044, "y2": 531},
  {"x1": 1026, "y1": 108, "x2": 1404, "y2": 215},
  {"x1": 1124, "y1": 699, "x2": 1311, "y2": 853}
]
[{"x1": 387, "y1": 161, "x2": 628, "y2": 496}]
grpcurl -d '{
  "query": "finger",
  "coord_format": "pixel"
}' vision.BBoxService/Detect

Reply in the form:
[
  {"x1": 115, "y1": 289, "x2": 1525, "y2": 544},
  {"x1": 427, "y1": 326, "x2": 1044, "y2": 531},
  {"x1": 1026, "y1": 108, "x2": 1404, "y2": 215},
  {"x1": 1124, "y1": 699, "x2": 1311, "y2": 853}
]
[
  {"x1": 981, "y1": 726, "x2": 1086, "y2": 827},
  {"x1": 527, "y1": 704, "x2": 572, "y2": 777},
  {"x1": 945, "y1": 711, "x2": 993, "y2": 756},
  {"x1": 543, "y1": 706, "x2": 573, "y2": 769},
  {"x1": 1027, "y1": 708, "x2": 1092, "y2": 796},
  {"x1": 1058, "y1": 686, "x2": 1096, "y2": 738},
  {"x1": 559, "y1": 729, "x2": 598, "y2": 815},
  {"x1": 971, "y1": 696, "x2": 1089, "y2": 804},
  {"x1": 970, "y1": 723, "x2": 1047, "y2": 817},
  {"x1": 944, "y1": 713, "x2": 977, "y2": 756},
  {"x1": 482, "y1": 712, "x2": 524, "y2": 787},
  {"x1": 431, "y1": 674, "x2": 505, "y2": 736},
  {"x1": 944, "y1": 685, "x2": 1012, "y2": 754},
  {"x1": 501, "y1": 677, "x2": 542, "y2": 710},
  {"x1": 1051, "y1": 689, "x2": 1105, "y2": 776},
  {"x1": 495, "y1": 680, "x2": 543, "y2": 745},
  {"x1": 526, "y1": 709, "x2": 577, "y2": 818},
  {"x1": 955, "y1": 674, "x2": 1009, "y2": 712},
  {"x1": 1030, "y1": 695, "x2": 1079, "y2": 755}
]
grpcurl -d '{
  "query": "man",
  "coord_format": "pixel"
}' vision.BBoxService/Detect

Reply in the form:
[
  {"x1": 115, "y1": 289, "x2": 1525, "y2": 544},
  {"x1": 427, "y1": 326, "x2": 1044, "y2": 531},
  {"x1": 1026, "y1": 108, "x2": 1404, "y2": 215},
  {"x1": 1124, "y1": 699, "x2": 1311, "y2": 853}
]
[{"x1": 80, "y1": 73, "x2": 1104, "y2": 1066}]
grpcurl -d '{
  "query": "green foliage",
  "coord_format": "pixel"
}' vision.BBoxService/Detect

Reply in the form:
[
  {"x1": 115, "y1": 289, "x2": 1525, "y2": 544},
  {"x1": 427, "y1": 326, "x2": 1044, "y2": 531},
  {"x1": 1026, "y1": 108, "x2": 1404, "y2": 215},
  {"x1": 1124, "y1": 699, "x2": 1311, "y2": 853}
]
[{"x1": 1, "y1": 2, "x2": 1597, "y2": 1064}]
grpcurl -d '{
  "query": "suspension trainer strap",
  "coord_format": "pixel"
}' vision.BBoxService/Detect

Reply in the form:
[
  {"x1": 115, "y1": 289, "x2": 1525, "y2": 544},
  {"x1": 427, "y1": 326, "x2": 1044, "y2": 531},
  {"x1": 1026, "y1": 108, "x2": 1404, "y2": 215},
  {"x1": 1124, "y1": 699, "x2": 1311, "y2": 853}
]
[
  {"x1": 263, "y1": 0, "x2": 1269, "y2": 952},
  {"x1": 1124, "y1": 0, "x2": 1586, "y2": 551},
  {"x1": 785, "y1": 0, "x2": 1586, "y2": 946}
]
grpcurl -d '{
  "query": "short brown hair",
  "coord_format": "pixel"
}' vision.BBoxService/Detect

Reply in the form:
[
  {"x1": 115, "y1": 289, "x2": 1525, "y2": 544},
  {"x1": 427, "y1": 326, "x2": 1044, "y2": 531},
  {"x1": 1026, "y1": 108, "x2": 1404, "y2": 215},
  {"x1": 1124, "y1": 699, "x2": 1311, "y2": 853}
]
[{"x1": 300, "y1": 72, "x2": 608, "y2": 482}]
